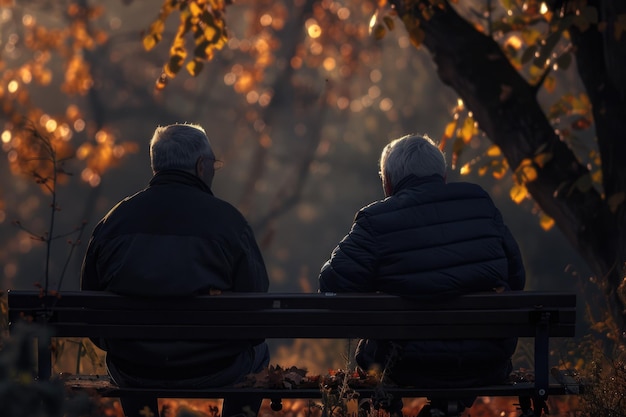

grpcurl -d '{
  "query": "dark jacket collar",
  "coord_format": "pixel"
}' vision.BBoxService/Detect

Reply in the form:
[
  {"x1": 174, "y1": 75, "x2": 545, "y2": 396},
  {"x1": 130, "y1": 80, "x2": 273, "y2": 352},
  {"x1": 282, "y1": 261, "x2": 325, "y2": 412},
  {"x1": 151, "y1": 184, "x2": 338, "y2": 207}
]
[
  {"x1": 149, "y1": 170, "x2": 213, "y2": 195},
  {"x1": 394, "y1": 174, "x2": 445, "y2": 193}
]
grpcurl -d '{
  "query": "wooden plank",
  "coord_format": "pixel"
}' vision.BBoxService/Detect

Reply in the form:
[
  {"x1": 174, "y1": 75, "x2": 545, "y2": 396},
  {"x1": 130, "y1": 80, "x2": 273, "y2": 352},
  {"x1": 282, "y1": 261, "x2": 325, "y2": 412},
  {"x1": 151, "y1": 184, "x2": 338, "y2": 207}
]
[
  {"x1": 46, "y1": 309, "x2": 571, "y2": 326},
  {"x1": 8, "y1": 291, "x2": 578, "y2": 311},
  {"x1": 44, "y1": 322, "x2": 575, "y2": 339},
  {"x1": 63, "y1": 375, "x2": 582, "y2": 399}
]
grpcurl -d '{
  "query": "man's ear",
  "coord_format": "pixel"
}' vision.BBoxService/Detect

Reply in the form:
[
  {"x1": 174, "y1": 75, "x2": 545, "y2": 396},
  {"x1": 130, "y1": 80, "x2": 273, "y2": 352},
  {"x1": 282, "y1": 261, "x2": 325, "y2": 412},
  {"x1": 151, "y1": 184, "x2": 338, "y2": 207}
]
[
  {"x1": 383, "y1": 172, "x2": 393, "y2": 196},
  {"x1": 195, "y1": 156, "x2": 204, "y2": 177}
]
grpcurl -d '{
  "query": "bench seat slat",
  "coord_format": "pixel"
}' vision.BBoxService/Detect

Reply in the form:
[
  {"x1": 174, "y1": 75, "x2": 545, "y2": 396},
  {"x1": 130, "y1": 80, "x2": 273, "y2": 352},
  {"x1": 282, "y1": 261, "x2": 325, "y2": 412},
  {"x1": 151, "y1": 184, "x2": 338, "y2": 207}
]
[
  {"x1": 47, "y1": 323, "x2": 576, "y2": 339},
  {"x1": 41, "y1": 309, "x2": 576, "y2": 326},
  {"x1": 8, "y1": 291, "x2": 577, "y2": 311},
  {"x1": 64, "y1": 377, "x2": 580, "y2": 399}
]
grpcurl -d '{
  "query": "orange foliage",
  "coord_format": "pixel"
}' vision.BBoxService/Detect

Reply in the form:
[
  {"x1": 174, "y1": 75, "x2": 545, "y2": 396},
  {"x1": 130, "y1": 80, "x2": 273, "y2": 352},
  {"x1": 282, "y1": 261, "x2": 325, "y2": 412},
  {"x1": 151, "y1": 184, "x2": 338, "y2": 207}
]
[{"x1": 1, "y1": 4, "x2": 136, "y2": 187}]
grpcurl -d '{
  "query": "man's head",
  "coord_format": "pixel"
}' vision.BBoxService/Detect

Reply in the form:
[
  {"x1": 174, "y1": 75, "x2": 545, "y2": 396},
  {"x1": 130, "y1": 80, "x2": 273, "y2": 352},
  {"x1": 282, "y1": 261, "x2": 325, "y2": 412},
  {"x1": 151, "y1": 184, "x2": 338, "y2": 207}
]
[
  {"x1": 150, "y1": 123, "x2": 221, "y2": 187},
  {"x1": 379, "y1": 134, "x2": 447, "y2": 196}
]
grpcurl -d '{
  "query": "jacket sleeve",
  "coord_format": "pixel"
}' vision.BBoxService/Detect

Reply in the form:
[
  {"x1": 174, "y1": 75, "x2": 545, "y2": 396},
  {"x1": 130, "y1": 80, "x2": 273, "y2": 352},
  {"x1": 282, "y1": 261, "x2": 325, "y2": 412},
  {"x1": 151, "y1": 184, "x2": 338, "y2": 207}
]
[
  {"x1": 494, "y1": 209, "x2": 526, "y2": 290},
  {"x1": 80, "y1": 223, "x2": 103, "y2": 291},
  {"x1": 503, "y1": 225, "x2": 526, "y2": 290},
  {"x1": 79, "y1": 223, "x2": 108, "y2": 351},
  {"x1": 319, "y1": 211, "x2": 378, "y2": 293},
  {"x1": 232, "y1": 224, "x2": 269, "y2": 292}
]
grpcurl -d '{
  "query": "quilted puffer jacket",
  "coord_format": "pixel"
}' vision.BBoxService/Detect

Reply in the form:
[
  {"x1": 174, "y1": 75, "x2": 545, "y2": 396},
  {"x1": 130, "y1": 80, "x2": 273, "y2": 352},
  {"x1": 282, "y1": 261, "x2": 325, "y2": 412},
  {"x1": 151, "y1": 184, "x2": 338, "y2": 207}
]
[{"x1": 319, "y1": 174, "x2": 525, "y2": 387}]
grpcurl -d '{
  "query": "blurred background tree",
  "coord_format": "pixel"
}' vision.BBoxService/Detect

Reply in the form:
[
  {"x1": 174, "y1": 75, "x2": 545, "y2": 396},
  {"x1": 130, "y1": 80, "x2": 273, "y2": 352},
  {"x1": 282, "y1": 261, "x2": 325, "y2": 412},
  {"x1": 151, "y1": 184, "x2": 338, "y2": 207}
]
[{"x1": 1, "y1": 0, "x2": 624, "y2": 368}]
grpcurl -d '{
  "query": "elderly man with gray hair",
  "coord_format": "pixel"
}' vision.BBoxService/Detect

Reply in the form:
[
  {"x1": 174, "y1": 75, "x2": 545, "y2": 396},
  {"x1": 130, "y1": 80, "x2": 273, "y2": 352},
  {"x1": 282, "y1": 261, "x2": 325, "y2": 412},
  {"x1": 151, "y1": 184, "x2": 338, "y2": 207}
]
[
  {"x1": 81, "y1": 123, "x2": 269, "y2": 417},
  {"x1": 319, "y1": 134, "x2": 525, "y2": 417}
]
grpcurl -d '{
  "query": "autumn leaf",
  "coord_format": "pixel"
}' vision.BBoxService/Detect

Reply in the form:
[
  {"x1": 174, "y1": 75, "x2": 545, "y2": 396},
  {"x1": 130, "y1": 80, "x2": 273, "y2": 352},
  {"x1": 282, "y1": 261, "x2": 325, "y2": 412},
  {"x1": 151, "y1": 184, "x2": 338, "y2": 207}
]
[
  {"x1": 544, "y1": 75, "x2": 556, "y2": 93},
  {"x1": 533, "y1": 152, "x2": 553, "y2": 168},
  {"x1": 372, "y1": 24, "x2": 386, "y2": 40},
  {"x1": 451, "y1": 136, "x2": 464, "y2": 170},
  {"x1": 515, "y1": 158, "x2": 538, "y2": 183},
  {"x1": 383, "y1": 16, "x2": 395, "y2": 30},
  {"x1": 486, "y1": 145, "x2": 501, "y2": 157},
  {"x1": 608, "y1": 192, "x2": 625, "y2": 213},
  {"x1": 186, "y1": 59, "x2": 204, "y2": 76},
  {"x1": 460, "y1": 116, "x2": 475, "y2": 143},
  {"x1": 539, "y1": 212, "x2": 555, "y2": 231},
  {"x1": 492, "y1": 159, "x2": 509, "y2": 179},
  {"x1": 444, "y1": 120, "x2": 457, "y2": 138},
  {"x1": 571, "y1": 116, "x2": 592, "y2": 130},
  {"x1": 510, "y1": 183, "x2": 528, "y2": 204},
  {"x1": 478, "y1": 163, "x2": 488, "y2": 176}
]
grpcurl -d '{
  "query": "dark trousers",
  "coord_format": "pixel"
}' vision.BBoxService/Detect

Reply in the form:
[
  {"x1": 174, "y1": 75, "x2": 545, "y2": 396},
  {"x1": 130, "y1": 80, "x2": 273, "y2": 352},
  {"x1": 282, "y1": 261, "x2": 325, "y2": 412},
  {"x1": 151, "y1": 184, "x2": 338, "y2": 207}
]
[
  {"x1": 111, "y1": 344, "x2": 270, "y2": 417},
  {"x1": 119, "y1": 395, "x2": 263, "y2": 417}
]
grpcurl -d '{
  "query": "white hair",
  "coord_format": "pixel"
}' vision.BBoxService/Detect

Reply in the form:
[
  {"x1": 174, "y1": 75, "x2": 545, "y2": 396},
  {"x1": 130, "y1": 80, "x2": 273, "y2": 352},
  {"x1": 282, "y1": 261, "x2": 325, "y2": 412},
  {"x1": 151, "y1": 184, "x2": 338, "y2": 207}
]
[
  {"x1": 149, "y1": 123, "x2": 214, "y2": 174},
  {"x1": 379, "y1": 134, "x2": 447, "y2": 189}
]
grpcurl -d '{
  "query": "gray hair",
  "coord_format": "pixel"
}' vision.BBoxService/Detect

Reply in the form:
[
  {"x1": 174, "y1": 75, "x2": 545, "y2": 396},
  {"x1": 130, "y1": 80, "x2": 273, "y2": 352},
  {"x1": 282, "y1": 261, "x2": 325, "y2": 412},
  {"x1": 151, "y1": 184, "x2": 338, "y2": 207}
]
[
  {"x1": 149, "y1": 123, "x2": 214, "y2": 174},
  {"x1": 379, "y1": 134, "x2": 447, "y2": 189}
]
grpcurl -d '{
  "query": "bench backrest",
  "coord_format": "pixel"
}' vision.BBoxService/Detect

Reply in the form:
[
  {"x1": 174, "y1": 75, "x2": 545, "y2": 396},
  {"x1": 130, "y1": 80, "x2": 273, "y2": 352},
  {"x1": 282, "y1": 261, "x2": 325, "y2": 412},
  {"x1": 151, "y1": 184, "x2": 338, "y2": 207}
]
[{"x1": 8, "y1": 290, "x2": 576, "y2": 340}]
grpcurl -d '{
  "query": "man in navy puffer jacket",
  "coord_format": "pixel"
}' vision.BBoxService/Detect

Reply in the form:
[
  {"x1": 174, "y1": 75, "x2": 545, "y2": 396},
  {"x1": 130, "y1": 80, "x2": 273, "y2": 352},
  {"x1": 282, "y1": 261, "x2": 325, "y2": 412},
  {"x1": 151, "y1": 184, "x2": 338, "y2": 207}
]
[{"x1": 319, "y1": 134, "x2": 525, "y2": 416}]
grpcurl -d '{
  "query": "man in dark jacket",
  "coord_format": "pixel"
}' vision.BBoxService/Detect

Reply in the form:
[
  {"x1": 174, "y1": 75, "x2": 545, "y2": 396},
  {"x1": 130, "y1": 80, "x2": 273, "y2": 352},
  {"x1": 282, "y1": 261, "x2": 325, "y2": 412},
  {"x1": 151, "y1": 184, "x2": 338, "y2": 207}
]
[
  {"x1": 81, "y1": 123, "x2": 269, "y2": 417},
  {"x1": 319, "y1": 134, "x2": 525, "y2": 416}
]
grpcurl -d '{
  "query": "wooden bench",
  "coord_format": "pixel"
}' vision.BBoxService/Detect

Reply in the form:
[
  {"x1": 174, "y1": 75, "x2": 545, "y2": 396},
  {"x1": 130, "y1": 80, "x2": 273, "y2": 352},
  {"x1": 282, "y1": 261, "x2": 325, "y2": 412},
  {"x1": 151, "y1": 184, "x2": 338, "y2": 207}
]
[{"x1": 7, "y1": 290, "x2": 582, "y2": 416}]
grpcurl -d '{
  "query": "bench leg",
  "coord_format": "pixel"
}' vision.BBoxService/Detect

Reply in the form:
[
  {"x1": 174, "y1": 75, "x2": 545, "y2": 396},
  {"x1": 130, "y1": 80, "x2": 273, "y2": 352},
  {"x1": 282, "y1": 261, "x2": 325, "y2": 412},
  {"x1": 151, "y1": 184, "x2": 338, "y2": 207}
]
[
  {"x1": 517, "y1": 395, "x2": 549, "y2": 417},
  {"x1": 418, "y1": 399, "x2": 468, "y2": 417},
  {"x1": 221, "y1": 394, "x2": 263, "y2": 417},
  {"x1": 119, "y1": 394, "x2": 159, "y2": 417}
]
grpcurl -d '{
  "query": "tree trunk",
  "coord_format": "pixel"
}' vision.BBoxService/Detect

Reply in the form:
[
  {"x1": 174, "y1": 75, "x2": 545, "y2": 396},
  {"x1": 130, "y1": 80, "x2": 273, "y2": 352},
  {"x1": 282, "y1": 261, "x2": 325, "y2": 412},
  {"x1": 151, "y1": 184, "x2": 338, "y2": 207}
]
[{"x1": 391, "y1": 0, "x2": 626, "y2": 339}]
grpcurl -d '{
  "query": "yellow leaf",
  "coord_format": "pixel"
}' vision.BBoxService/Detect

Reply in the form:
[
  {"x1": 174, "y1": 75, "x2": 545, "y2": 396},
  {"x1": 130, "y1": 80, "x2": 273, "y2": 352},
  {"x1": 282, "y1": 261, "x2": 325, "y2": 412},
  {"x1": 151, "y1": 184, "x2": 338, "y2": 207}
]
[
  {"x1": 486, "y1": 145, "x2": 501, "y2": 157},
  {"x1": 443, "y1": 120, "x2": 457, "y2": 139},
  {"x1": 608, "y1": 192, "x2": 625, "y2": 213},
  {"x1": 204, "y1": 25, "x2": 217, "y2": 41},
  {"x1": 492, "y1": 159, "x2": 509, "y2": 179},
  {"x1": 408, "y1": 26, "x2": 425, "y2": 48},
  {"x1": 539, "y1": 213, "x2": 555, "y2": 231},
  {"x1": 515, "y1": 158, "x2": 538, "y2": 183},
  {"x1": 478, "y1": 164, "x2": 488, "y2": 176},
  {"x1": 155, "y1": 73, "x2": 168, "y2": 91},
  {"x1": 186, "y1": 59, "x2": 204, "y2": 76},
  {"x1": 521, "y1": 164, "x2": 538, "y2": 182},
  {"x1": 460, "y1": 163, "x2": 471, "y2": 175},
  {"x1": 533, "y1": 152, "x2": 553, "y2": 168},
  {"x1": 591, "y1": 169, "x2": 602, "y2": 185},
  {"x1": 461, "y1": 117, "x2": 474, "y2": 143},
  {"x1": 142, "y1": 34, "x2": 157, "y2": 51},
  {"x1": 510, "y1": 183, "x2": 528, "y2": 204},
  {"x1": 544, "y1": 75, "x2": 556, "y2": 93},
  {"x1": 139, "y1": 406, "x2": 155, "y2": 417},
  {"x1": 373, "y1": 24, "x2": 386, "y2": 40},
  {"x1": 189, "y1": 1, "x2": 203, "y2": 17},
  {"x1": 383, "y1": 16, "x2": 395, "y2": 30},
  {"x1": 521, "y1": 27, "x2": 542, "y2": 46}
]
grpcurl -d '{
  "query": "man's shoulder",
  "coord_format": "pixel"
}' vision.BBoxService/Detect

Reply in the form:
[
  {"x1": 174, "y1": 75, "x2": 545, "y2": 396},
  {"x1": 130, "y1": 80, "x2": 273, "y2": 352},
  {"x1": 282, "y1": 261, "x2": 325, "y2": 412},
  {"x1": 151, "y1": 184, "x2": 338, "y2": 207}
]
[{"x1": 357, "y1": 197, "x2": 397, "y2": 218}]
